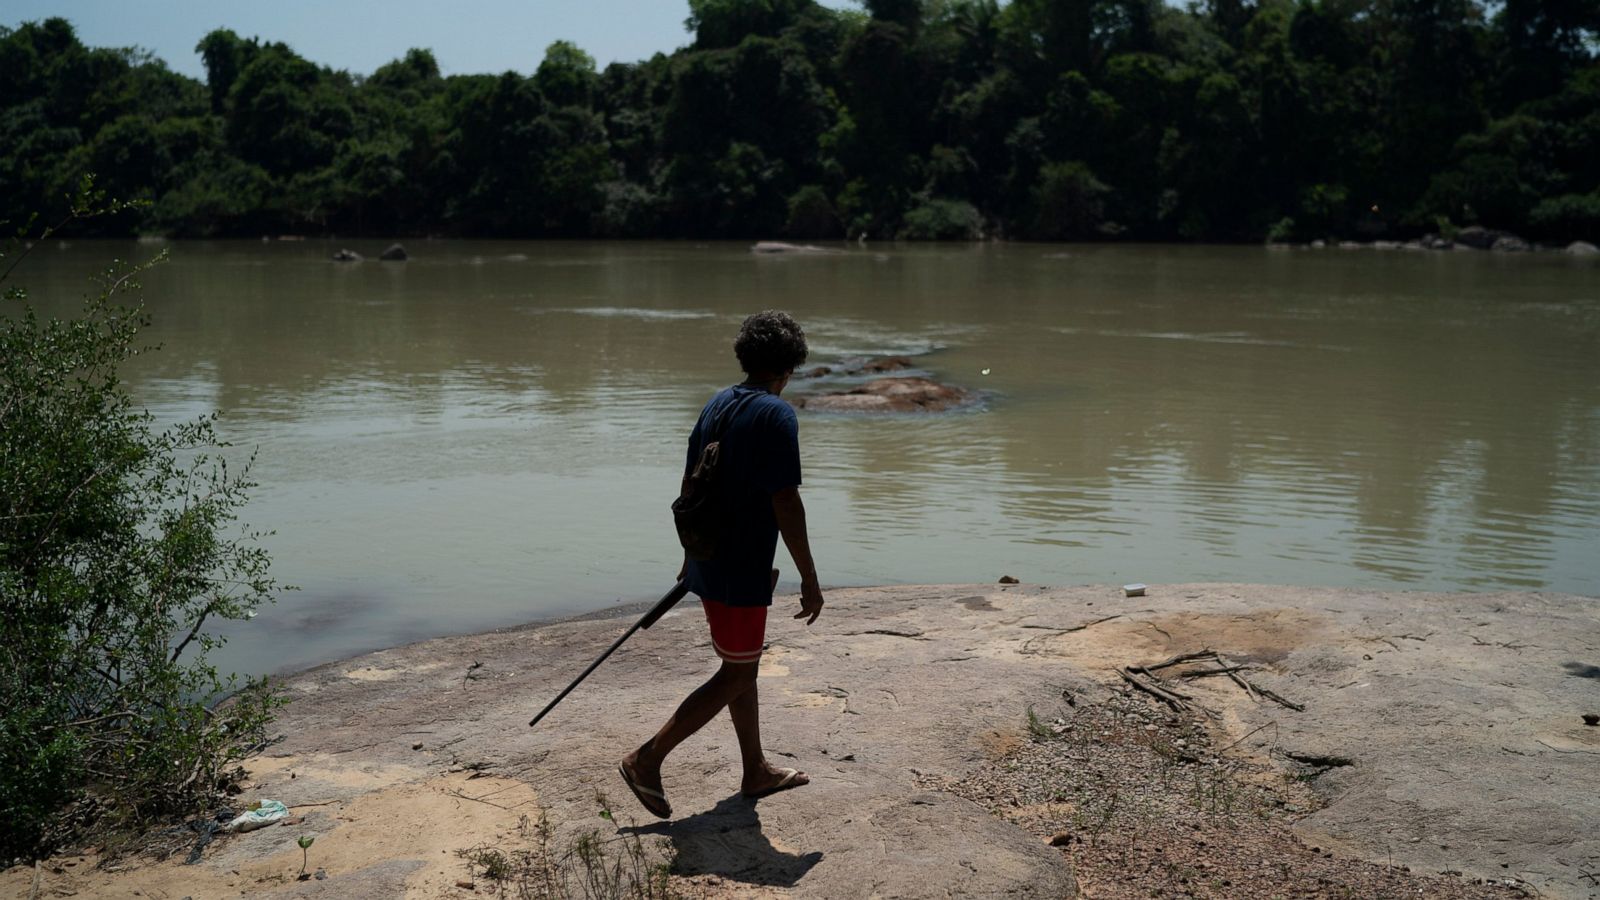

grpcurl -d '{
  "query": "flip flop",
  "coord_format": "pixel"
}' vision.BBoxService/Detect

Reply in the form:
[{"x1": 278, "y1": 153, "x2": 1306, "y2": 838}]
[
  {"x1": 618, "y1": 764, "x2": 671, "y2": 819},
  {"x1": 742, "y1": 767, "x2": 808, "y2": 800}
]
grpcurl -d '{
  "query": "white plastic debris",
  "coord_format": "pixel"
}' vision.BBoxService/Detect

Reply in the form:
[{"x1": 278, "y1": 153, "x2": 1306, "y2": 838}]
[
  {"x1": 225, "y1": 799, "x2": 289, "y2": 833},
  {"x1": 1123, "y1": 583, "x2": 1147, "y2": 597}
]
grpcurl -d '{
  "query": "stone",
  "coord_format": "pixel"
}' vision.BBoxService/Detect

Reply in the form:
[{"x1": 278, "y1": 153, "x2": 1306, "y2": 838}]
[
  {"x1": 1565, "y1": 241, "x2": 1599, "y2": 256},
  {"x1": 1491, "y1": 235, "x2": 1530, "y2": 252},
  {"x1": 331, "y1": 248, "x2": 362, "y2": 262},
  {"x1": 792, "y1": 376, "x2": 977, "y2": 413},
  {"x1": 999, "y1": 575, "x2": 1020, "y2": 584},
  {"x1": 750, "y1": 241, "x2": 839, "y2": 255},
  {"x1": 380, "y1": 243, "x2": 408, "y2": 261},
  {"x1": 854, "y1": 355, "x2": 915, "y2": 374},
  {"x1": 1455, "y1": 226, "x2": 1509, "y2": 250},
  {"x1": 1583, "y1": 713, "x2": 1598, "y2": 726},
  {"x1": 1309, "y1": 239, "x2": 1326, "y2": 249}
]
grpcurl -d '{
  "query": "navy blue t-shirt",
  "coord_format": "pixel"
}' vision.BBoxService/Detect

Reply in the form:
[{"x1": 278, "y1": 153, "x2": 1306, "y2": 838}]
[{"x1": 682, "y1": 385, "x2": 802, "y2": 607}]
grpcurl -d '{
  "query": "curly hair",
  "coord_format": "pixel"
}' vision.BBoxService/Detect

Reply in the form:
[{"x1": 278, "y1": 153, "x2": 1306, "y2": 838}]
[{"x1": 734, "y1": 310, "x2": 809, "y2": 376}]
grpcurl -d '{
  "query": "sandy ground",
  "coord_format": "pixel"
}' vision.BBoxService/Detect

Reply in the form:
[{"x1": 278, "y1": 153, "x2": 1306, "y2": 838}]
[{"x1": 5, "y1": 583, "x2": 1597, "y2": 899}]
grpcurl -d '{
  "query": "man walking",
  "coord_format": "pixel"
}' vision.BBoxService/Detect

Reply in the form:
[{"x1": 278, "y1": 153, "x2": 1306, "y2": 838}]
[{"x1": 619, "y1": 310, "x2": 826, "y2": 818}]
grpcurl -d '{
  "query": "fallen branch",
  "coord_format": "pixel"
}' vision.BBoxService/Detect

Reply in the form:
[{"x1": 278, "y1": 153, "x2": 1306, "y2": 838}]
[
  {"x1": 1138, "y1": 649, "x2": 1220, "y2": 672},
  {"x1": 1243, "y1": 681, "x2": 1305, "y2": 712},
  {"x1": 1177, "y1": 665, "x2": 1249, "y2": 679},
  {"x1": 1219, "y1": 719, "x2": 1278, "y2": 753},
  {"x1": 1063, "y1": 614, "x2": 1122, "y2": 633},
  {"x1": 1536, "y1": 739, "x2": 1600, "y2": 756},
  {"x1": 1117, "y1": 667, "x2": 1191, "y2": 710}
]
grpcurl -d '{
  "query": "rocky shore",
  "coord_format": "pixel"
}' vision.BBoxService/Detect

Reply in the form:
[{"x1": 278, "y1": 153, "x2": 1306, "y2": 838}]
[{"x1": 6, "y1": 583, "x2": 1596, "y2": 899}]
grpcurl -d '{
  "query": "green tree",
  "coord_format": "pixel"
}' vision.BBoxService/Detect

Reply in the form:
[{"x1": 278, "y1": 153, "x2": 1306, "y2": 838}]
[{"x1": 1, "y1": 180, "x2": 283, "y2": 860}]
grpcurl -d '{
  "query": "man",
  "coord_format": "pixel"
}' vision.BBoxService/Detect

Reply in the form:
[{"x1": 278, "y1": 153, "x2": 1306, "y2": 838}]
[{"x1": 618, "y1": 310, "x2": 826, "y2": 819}]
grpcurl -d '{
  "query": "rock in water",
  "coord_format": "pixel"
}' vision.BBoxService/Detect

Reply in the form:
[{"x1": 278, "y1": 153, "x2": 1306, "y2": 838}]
[
  {"x1": 793, "y1": 376, "x2": 978, "y2": 413},
  {"x1": 380, "y1": 243, "x2": 408, "y2": 261},
  {"x1": 750, "y1": 241, "x2": 839, "y2": 254},
  {"x1": 1491, "y1": 235, "x2": 1530, "y2": 252},
  {"x1": 332, "y1": 248, "x2": 363, "y2": 262},
  {"x1": 1566, "y1": 241, "x2": 1599, "y2": 256}
]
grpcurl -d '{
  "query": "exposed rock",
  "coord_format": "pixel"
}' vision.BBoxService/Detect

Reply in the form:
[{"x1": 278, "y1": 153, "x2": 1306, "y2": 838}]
[
  {"x1": 1372, "y1": 240, "x2": 1402, "y2": 250},
  {"x1": 1490, "y1": 235, "x2": 1530, "y2": 252},
  {"x1": 1455, "y1": 226, "x2": 1527, "y2": 251},
  {"x1": 852, "y1": 355, "x2": 915, "y2": 374},
  {"x1": 1583, "y1": 713, "x2": 1599, "y2": 726},
  {"x1": 751, "y1": 241, "x2": 840, "y2": 255},
  {"x1": 998, "y1": 575, "x2": 1020, "y2": 585},
  {"x1": 793, "y1": 376, "x2": 978, "y2": 413},
  {"x1": 12, "y1": 584, "x2": 1596, "y2": 899},
  {"x1": 331, "y1": 248, "x2": 363, "y2": 262},
  {"x1": 1420, "y1": 234, "x2": 1454, "y2": 250},
  {"x1": 1337, "y1": 241, "x2": 1363, "y2": 249},
  {"x1": 379, "y1": 243, "x2": 408, "y2": 261},
  {"x1": 1566, "y1": 241, "x2": 1599, "y2": 256},
  {"x1": 1309, "y1": 239, "x2": 1327, "y2": 249},
  {"x1": 796, "y1": 366, "x2": 833, "y2": 379}
]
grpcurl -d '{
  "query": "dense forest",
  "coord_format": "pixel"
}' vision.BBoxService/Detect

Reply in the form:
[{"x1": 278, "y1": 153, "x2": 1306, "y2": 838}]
[{"x1": 2, "y1": 1, "x2": 1597, "y2": 242}]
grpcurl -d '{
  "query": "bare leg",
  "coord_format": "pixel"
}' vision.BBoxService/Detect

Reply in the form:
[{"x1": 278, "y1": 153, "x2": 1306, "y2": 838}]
[
  {"x1": 727, "y1": 677, "x2": 808, "y2": 794},
  {"x1": 621, "y1": 661, "x2": 757, "y2": 798}
]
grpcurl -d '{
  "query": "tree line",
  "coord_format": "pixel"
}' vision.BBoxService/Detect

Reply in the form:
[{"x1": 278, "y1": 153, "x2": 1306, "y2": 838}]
[{"x1": 2, "y1": 1, "x2": 1597, "y2": 243}]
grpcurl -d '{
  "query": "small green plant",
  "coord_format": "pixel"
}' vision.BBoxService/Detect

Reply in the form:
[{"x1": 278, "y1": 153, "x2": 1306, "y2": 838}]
[
  {"x1": 456, "y1": 806, "x2": 678, "y2": 899},
  {"x1": 296, "y1": 834, "x2": 315, "y2": 880}
]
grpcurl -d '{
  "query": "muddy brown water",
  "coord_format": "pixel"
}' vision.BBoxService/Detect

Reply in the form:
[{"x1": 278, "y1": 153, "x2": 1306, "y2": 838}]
[{"x1": 17, "y1": 240, "x2": 1600, "y2": 676}]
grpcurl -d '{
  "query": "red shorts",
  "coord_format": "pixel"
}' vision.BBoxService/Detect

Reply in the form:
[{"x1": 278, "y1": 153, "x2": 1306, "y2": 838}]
[{"x1": 701, "y1": 599, "x2": 767, "y2": 663}]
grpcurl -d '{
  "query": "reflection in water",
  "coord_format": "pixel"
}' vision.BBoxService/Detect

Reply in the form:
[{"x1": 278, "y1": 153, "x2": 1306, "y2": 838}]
[{"x1": 20, "y1": 240, "x2": 1600, "y2": 676}]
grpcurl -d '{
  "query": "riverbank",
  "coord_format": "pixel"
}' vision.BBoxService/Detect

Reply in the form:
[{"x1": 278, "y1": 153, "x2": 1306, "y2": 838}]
[{"x1": 6, "y1": 583, "x2": 1596, "y2": 898}]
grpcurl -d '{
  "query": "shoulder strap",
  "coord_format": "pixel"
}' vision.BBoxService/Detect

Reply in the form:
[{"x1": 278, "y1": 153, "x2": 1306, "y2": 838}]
[{"x1": 707, "y1": 389, "x2": 762, "y2": 443}]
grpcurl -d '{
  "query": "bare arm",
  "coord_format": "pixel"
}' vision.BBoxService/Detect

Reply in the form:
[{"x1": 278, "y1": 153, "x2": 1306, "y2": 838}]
[{"x1": 771, "y1": 486, "x2": 824, "y2": 624}]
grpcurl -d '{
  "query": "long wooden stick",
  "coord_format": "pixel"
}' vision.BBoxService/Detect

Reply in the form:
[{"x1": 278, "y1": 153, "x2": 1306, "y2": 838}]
[{"x1": 528, "y1": 580, "x2": 690, "y2": 728}]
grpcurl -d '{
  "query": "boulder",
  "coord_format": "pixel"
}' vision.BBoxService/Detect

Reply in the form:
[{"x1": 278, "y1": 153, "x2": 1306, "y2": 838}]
[
  {"x1": 1566, "y1": 241, "x2": 1599, "y2": 256},
  {"x1": 751, "y1": 241, "x2": 839, "y2": 255},
  {"x1": 1309, "y1": 239, "x2": 1327, "y2": 249},
  {"x1": 853, "y1": 355, "x2": 915, "y2": 375},
  {"x1": 1491, "y1": 235, "x2": 1530, "y2": 252},
  {"x1": 793, "y1": 376, "x2": 978, "y2": 413},
  {"x1": 1455, "y1": 226, "x2": 1518, "y2": 250},
  {"x1": 1422, "y1": 235, "x2": 1454, "y2": 250},
  {"x1": 380, "y1": 243, "x2": 408, "y2": 261},
  {"x1": 332, "y1": 248, "x2": 363, "y2": 262}
]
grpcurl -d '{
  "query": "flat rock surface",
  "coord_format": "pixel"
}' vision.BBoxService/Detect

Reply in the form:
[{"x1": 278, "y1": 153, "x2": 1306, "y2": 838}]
[{"x1": 9, "y1": 584, "x2": 1597, "y2": 898}]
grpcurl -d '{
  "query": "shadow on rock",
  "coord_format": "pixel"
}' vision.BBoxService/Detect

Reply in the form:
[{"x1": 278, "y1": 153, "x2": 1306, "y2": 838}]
[
  {"x1": 621, "y1": 795, "x2": 822, "y2": 888},
  {"x1": 1562, "y1": 661, "x2": 1600, "y2": 679}
]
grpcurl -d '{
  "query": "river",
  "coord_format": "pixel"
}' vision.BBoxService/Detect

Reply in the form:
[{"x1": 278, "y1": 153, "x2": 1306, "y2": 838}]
[{"x1": 19, "y1": 240, "x2": 1600, "y2": 676}]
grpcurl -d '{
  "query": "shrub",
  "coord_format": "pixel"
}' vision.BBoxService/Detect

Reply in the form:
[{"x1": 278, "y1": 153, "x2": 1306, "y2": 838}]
[
  {"x1": 1, "y1": 179, "x2": 283, "y2": 861},
  {"x1": 1028, "y1": 161, "x2": 1109, "y2": 240},
  {"x1": 898, "y1": 197, "x2": 982, "y2": 240},
  {"x1": 784, "y1": 185, "x2": 840, "y2": 239},
  {"x1": 1529, "y1": 191, "x2": 1600, "y2": 243}
]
